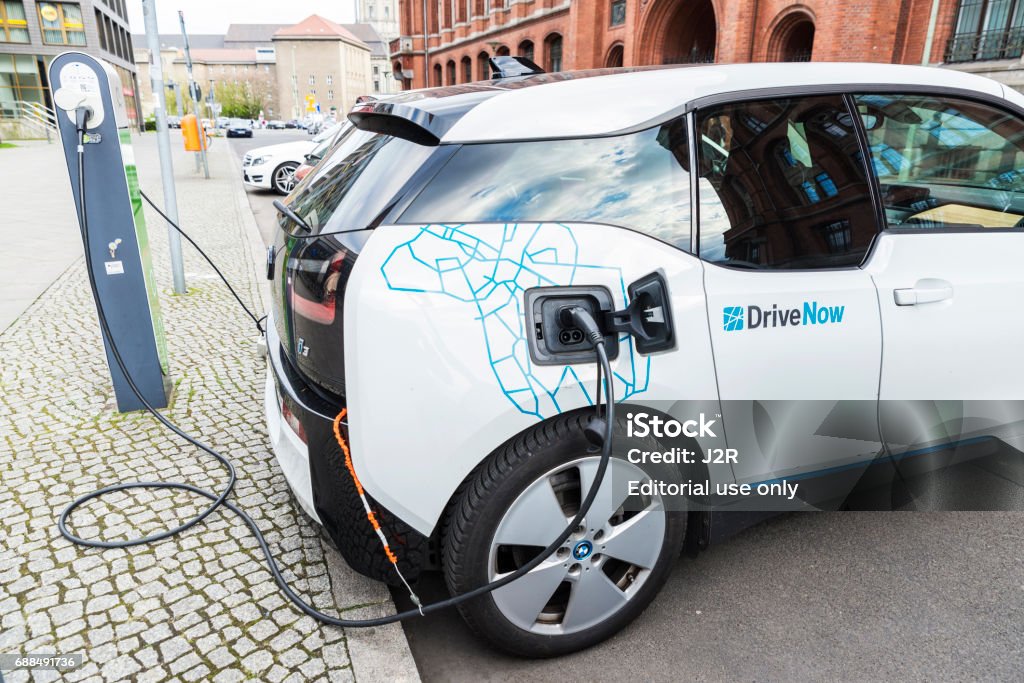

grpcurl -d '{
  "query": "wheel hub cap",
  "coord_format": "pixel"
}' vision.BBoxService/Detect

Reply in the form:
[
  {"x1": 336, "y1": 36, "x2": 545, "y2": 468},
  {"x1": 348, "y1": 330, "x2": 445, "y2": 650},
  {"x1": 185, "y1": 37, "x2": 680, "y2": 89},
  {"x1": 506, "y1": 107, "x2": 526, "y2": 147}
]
[{"x1": 572, "y1": 540, "x2": 593, "y2": 561}]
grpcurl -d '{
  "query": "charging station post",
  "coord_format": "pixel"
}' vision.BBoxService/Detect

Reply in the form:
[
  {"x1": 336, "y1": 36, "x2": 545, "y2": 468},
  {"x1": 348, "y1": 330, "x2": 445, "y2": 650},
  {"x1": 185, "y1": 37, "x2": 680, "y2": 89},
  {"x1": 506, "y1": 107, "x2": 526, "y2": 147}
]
[{"x1": 49, "y1": 52, "x2": 172, "y2": 412}]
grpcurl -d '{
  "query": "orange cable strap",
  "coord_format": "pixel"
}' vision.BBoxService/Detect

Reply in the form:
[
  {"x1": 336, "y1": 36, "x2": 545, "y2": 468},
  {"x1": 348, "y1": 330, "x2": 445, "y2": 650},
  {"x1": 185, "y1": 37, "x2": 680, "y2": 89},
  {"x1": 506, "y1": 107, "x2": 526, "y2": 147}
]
[{"x1": 333, "y1": 408, "x2": 399, "y2": 565}]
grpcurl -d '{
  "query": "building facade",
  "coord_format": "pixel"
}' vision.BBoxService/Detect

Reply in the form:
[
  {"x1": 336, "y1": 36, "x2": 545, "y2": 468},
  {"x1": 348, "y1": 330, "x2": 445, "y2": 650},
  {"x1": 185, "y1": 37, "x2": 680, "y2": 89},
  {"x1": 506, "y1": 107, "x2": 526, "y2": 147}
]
[
  {"x1": 1, "y1": 0, "x2": 140, "y2": 135},
  {"x1": 272, "y1": 16, "x2": 373, "y2": 120},
  {"x1": 134, "y1": 18, "x2": 391, "y2": 123},
  {"x1": 390, "y1": 0, "x2": 1024, "y2": 93},
  {"x1": 360, "y1": 0, "x2": 400, "y2": 43},
  {"x1": 134, "y1": 45, "x2": 279, "y2": 119}
]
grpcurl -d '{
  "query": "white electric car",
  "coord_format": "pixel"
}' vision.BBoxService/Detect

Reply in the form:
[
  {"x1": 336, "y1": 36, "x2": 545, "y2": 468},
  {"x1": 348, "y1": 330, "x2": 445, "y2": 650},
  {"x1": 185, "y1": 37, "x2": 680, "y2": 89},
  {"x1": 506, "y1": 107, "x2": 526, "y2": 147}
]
[
  {"x1": 265, "y1": 62, "x2": 1024, "y2": 656},
  {"x1": 242, "y1": 123, "x2": 345, "y2": 195}
]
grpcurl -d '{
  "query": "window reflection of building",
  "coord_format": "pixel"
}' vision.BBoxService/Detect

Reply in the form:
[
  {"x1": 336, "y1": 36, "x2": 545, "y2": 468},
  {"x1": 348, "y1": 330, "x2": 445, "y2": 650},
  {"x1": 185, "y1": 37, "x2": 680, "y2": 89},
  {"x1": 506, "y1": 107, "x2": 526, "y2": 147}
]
[
  {"x1": 698, "y1": 96, "x2": 878, "y2": 269},
  {"x1": 400, "y1": 118, "x2": 694, "y2": 250}
]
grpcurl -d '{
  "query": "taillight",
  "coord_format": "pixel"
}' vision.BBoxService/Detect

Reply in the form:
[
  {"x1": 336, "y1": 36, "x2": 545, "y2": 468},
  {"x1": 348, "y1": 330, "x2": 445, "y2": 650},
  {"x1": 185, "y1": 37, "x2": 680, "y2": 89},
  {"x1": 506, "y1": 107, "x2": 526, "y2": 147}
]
[
  {"x1": 280, "y1": 396, "x2": 307, "y2": 444},
  {"x1": 292, "y1": 249, "x2": 347, "y2": 325}
]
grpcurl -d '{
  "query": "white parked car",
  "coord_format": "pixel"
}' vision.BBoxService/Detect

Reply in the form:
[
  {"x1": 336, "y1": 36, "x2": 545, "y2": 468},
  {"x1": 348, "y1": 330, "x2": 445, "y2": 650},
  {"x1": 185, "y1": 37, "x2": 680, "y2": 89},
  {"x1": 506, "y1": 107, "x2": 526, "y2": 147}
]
[
  {"x1": 242, "y1": 123, "x2": 345, "y2": 195},
  {"x1": 266, "y1": 62, "x2": 1024, "y2": 656}
]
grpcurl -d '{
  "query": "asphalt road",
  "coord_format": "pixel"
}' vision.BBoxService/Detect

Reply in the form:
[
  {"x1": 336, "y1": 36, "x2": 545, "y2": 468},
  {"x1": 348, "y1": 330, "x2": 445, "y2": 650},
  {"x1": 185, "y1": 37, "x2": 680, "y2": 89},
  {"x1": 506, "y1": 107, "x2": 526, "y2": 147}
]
[
  {"x1": 228, "y1": 129, "x2": 311, "y2": 246},
  {"x1": 395, "y1": 508, "x2": 1023, "y2": 682},
  {"x1": 228, "y1": 131, "x2": 1024, "y2": 680}
]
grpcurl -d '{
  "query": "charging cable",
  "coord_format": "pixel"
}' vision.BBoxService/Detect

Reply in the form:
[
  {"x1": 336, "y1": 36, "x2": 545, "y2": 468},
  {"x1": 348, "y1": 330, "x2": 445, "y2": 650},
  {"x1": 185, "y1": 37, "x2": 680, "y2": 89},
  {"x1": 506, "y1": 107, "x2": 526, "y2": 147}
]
[
  {"x1": 58, "y1": 112, "x2": 619, "y2": 628},
  {"x1": 138, "y1": 190, "x2": 266, "y2": 336}
]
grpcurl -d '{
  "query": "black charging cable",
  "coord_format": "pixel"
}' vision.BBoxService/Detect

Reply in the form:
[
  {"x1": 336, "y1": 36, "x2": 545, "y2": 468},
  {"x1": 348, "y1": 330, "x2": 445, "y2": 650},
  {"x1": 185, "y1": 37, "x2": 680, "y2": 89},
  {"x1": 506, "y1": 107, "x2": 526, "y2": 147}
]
[
  {"x1": 138, "y1": 190, "x2": 266, "y2": 337},
  {"x1": 58, "y1": 114, "x2": 619, "y2": 627}
]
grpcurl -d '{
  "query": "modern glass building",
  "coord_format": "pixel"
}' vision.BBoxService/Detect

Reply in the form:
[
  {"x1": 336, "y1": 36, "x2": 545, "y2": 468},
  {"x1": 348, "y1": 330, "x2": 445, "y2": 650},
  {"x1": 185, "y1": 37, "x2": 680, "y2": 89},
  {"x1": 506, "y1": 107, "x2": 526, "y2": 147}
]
[{"x1": 0, "y1": 0, "x2": 140, "y2": 130}]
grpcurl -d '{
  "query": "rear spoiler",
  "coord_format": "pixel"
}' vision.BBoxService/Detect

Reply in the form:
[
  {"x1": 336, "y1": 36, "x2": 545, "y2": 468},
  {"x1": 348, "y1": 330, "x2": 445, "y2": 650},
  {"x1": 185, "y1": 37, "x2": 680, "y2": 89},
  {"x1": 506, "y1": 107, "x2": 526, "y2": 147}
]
[
  {"x1": 348, "y1": 100, "x2": 444, "y2": 146},
  {"x1": 348, "y1": 56, "x2": 544, "y2": 145}
]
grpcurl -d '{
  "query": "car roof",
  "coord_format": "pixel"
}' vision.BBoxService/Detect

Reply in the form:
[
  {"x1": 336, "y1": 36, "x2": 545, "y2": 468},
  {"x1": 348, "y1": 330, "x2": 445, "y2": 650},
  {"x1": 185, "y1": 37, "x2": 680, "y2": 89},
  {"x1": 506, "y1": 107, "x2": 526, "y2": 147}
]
[{"x1": 410, "y1": 62, "x2": 1006, "y2": 144}]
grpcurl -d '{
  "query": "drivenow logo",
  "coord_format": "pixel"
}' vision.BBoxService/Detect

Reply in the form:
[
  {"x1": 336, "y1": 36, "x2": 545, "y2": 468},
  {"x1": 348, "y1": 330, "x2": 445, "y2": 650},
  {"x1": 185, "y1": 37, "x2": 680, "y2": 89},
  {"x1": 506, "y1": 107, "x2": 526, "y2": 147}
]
[
  {"x1": 723, "y1": 306, "x2": 745, "y2": 331},
  {"x1": 723, "y1": 301, "x2": 845, "y2": 332}
]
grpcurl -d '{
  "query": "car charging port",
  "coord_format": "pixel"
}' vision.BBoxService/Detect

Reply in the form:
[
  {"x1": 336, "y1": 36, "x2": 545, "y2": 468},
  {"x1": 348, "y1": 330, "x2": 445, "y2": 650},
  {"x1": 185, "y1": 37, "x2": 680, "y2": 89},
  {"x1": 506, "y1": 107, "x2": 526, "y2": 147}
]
[
  {"x1": 525, "y1": 272, "x2": 675, "y2": 366},
  {"x1": 525, "y1": 286, "x2": 619, "y2": 365},
  {"x1": 558, "y1": 327, "x2": 585, "y2": 346}
]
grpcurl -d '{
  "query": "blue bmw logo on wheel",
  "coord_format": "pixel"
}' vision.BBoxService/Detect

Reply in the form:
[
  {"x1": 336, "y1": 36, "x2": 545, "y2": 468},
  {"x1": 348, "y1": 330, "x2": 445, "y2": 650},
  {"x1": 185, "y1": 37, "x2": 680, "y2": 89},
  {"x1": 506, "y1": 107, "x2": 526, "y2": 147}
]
[{"x1": 572, "y1": 540, "x2": 593, "y2": 561}]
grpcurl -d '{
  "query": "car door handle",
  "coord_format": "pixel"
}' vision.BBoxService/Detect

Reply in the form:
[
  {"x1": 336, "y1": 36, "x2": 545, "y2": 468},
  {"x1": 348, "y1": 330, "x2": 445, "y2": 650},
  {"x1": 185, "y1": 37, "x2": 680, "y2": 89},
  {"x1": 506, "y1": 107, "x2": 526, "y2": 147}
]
[{"x1": 893, "y1": 279, "x2": 954, "y2": 306}]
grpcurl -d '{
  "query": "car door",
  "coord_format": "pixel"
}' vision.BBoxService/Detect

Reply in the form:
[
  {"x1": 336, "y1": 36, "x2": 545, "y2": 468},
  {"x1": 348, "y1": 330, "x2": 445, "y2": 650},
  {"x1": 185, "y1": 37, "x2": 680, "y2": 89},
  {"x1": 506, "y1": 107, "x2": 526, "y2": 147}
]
[
  {"x1": 695, "y1": 93, "x2": 886, "y2": 506},
  {"x1": 854, "y1": 91, "x2": 1024, "y2": 459}
]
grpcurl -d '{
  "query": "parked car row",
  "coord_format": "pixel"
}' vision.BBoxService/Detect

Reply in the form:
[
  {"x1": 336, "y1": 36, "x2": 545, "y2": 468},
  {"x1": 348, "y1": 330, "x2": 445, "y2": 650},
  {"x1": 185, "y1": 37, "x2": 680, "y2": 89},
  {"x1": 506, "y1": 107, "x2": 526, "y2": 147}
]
[{"x1": 241, "y1": 121, "x2": 347, "y2": 194}]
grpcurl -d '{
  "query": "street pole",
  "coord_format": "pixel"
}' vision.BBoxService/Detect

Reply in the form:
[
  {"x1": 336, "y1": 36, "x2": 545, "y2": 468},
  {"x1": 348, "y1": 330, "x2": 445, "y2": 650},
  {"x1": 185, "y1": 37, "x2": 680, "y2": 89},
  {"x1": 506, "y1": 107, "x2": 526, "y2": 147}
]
[
  {"x1": 179, "y1": 10, "x2": 209, "y2": 179},
  {"x1": 142, "y1": 0, "x2": 186, "y2": 295}
]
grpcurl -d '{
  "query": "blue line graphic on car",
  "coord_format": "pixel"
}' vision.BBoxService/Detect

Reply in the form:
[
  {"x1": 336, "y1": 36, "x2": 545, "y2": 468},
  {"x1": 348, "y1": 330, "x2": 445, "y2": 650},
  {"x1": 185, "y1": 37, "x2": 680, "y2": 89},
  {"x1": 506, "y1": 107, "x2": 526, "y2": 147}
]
[{"x1": 381, "y1": 223, "x2": 650, "y2": 419}]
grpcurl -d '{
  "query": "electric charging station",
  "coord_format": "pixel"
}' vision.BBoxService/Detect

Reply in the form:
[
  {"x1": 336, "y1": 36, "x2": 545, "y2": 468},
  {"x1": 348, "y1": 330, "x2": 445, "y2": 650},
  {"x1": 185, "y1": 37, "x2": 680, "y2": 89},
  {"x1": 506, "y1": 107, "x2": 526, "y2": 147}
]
[{"x1": 49, "y1": 52, "x2": 171, "y2": 412}]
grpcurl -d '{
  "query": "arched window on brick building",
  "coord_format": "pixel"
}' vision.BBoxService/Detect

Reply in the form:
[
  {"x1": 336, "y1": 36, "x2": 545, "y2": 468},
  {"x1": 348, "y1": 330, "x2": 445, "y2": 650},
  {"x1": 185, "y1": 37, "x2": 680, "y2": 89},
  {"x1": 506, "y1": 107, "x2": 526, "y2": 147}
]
[
  {"x1": 477, "y1": 51, "x2": 490, "y2": 80},
  {"x1": 518, "y1": 39, "x2": 534, "y2": 62},
  {"x1": 446, "y1": 60, "x2": 456, "y2": 84},
  {"x1": 767, "y1": 12, "x2": 815, "y2": 62},
  {"x1": 545, "y1": 33, "x2": 563, "y2": 72},
  {"x1": 661, "y1": 0, "x2": 716, "y2": 63},
  {"x1": 462, "y1": 55, "x2": 473, "y2": 83},
  {"x1": 433, "y1": 63, "x2": 442, "y2": 86},
  {"x1": 606, "y1": 42, "x2": 624, "y2": 67}
]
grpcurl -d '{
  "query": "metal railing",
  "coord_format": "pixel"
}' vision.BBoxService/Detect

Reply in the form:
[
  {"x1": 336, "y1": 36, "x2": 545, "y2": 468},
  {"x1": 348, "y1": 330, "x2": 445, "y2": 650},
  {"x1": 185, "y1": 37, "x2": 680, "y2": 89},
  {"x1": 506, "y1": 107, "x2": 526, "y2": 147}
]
[
  {"x1": 783, "y1": 48, "x2": 813, "y2": 63},
  {"x1": 0, "y1": 100, "x2": 59, "y2": 142},
  {"x1": 663, "y1": 49, "x2": 716, "y2": 65},
  {"x1": 945, "y1": 27, "x2": 1024, "y2": 63}
]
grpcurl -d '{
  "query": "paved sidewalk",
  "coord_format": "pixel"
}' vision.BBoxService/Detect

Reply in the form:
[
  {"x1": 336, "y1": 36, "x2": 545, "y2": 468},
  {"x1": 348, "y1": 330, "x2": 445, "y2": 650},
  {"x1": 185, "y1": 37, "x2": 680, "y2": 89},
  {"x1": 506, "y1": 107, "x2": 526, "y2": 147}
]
[
  {"x1": 0, "y1": 140, "x2": 82, "y2": 332},
  {"x1": 0, "y1": 134, "x2": 419, "y2": 682}
]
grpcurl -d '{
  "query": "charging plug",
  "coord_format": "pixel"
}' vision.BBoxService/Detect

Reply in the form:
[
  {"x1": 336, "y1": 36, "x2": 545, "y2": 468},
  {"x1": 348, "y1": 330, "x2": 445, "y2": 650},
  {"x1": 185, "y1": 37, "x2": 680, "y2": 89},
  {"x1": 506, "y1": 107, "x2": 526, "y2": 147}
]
[
  {"x1": 524, "y1": 286, "x2": 619, "y2": 366},
  {"x1": 74, "y1": 106, "x2": 93, "y2": 134},
  {"x1": 559, "y1": 306, "x2": 604, "y2": 347}
]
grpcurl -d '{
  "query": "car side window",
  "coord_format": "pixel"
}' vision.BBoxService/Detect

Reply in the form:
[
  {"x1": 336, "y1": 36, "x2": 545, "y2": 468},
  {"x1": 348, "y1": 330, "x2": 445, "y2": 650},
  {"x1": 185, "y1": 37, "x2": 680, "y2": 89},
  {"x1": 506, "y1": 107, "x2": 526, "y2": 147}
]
[
  {"x1": 697, "y1": 95, "x2": 879, "y2": 269},
  {"x1": 854, "y1": 93, "x2": 1024, "y2": 230},
  {"x1": 400, "y1": 118, "x2": 693, "y2": 252}
]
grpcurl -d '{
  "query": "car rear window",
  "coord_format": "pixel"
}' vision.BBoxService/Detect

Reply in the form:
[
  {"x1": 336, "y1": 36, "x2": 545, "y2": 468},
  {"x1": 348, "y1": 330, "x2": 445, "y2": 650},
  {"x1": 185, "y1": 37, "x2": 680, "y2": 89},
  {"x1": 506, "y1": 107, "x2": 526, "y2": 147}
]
[
  {"x1": 285, "y1": 126, "x2": 435, "y2": 235},
  {"x1": 398, "y1": 119, "x2": 693, "y2": 251}
]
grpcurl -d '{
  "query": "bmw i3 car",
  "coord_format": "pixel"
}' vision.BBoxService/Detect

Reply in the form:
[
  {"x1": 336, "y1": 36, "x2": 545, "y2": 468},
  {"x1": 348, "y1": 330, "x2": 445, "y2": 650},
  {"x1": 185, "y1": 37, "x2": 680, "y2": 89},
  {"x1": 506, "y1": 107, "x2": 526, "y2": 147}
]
[{"x1": 265, "y1": 61, "x2": 1024, "y2": 656}]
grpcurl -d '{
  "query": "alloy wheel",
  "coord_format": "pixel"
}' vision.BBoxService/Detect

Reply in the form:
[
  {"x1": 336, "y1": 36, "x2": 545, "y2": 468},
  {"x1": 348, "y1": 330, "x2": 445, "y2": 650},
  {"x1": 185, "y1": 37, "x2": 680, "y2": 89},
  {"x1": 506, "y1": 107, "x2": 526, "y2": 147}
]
[
  {"x1": 487, "y1": 456, "x2": 666, "y2": 634},
  {"x1": 274, "y1": 164, "x2": 297, "y2": 194}
]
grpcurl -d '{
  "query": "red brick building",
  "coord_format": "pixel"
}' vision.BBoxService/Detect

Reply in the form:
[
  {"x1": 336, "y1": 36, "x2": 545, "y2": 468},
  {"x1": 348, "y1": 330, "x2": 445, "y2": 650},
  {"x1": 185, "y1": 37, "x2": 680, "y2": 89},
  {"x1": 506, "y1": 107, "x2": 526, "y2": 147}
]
[{"x1": 390, "y1": 0, "x2": 1024, "y2": 91}]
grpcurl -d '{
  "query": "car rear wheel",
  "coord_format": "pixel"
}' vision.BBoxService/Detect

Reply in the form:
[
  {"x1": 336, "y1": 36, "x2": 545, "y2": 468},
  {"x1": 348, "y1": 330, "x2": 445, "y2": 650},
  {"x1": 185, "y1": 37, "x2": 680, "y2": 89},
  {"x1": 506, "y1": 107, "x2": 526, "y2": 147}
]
[
  {"x1": 272, "y1": 162, "x2": 298, "y2": 195},
  {"x1": 443, "y1": 411, "x2": 687, "y2": 657}
]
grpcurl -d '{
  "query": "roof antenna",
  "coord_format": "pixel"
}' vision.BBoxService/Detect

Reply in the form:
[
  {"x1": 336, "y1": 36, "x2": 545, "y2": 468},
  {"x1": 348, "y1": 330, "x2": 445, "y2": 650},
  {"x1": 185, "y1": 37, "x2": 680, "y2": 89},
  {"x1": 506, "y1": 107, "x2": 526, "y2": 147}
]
[{"x1": 489, "y1": 55, "x2": 545, "y2": 79}]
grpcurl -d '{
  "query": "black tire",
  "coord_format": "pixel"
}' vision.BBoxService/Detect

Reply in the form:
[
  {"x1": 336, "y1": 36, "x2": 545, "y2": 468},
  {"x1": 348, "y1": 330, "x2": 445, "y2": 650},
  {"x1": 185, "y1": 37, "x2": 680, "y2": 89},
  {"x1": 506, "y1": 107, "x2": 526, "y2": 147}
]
[
  {"x1": 442, "y1": 410, "x2": 687, "y2": 657},
  {"x1": 272, "y1": 162, "x2": 298, "y2": 195}
]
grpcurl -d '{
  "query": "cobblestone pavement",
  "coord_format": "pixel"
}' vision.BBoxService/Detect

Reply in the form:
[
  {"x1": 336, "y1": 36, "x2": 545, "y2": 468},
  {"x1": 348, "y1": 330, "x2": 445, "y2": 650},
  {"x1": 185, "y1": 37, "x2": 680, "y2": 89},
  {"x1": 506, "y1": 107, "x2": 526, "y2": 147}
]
[{"x1": 0, "y1": 136, "x2": 419, "y2": 682}]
